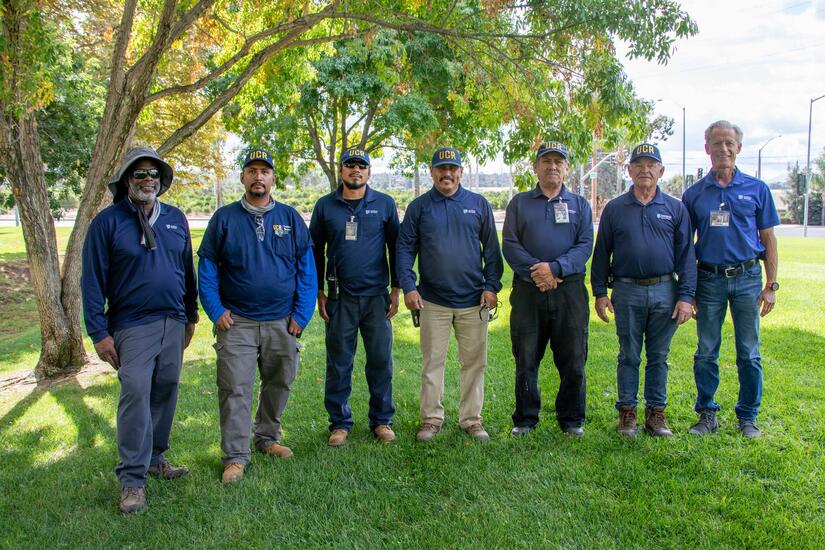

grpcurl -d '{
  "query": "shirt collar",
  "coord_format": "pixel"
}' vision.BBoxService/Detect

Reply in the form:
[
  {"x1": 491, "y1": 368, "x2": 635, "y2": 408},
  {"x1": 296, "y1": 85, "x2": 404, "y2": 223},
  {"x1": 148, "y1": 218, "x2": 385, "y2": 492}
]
[
  {"x1": 706, "y1": 167, "x2": 743, "y2": 188},
  {"x1": 529, "y1": 184, "x2": 572, "y2": 202},
  {"x1": 622, "y1": 185, "x2": 665, "y2": 205},
  {"x1": 335, "y1": 184, "x2": 375, "y2": 205},
  {"x1": 428, "y1": 184, "x2": 466, "y2": 202}
]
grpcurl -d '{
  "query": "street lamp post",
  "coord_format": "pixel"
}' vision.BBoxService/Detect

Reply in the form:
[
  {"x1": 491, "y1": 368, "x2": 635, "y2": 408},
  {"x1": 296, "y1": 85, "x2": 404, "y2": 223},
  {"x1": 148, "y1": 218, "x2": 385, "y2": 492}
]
[
  {"x1": 757, "y1": 134, "x2": 782, "y2": 180},
  {"x1": 804, "y1": 93, "x2": 825, "y2": 237},
  {"x1": 681, "y1": 107, "x2": 686, "y2": 193}
]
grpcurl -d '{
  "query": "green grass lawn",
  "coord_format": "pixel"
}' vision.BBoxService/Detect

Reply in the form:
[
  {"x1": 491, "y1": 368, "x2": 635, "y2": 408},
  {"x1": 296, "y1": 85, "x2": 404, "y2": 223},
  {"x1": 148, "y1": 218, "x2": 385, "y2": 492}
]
[{"x1": 1, "y1": 228, "x2": 824, "y2": 548}]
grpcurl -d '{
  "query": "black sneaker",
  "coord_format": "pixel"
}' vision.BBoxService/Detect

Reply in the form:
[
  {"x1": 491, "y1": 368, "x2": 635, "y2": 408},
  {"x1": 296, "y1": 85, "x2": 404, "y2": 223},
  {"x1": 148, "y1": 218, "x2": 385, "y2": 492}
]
[
  {"x1": 688, "y1": 410, "x2": 719, "y2": 435},
  {"x1": 738, "y1": 419, "x2": 762, "y2": 438},
  {"x1": 510, "y1": 425, "x2": 534, "y2": 437}
]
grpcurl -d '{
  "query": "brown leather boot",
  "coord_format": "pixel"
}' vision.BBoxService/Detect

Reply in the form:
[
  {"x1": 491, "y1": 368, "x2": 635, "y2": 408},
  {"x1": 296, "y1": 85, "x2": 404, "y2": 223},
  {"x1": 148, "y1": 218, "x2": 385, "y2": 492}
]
[
  {"x1": 221, "y1": 463, "x2": 245, "y2": 484},
  {"x1": 328, "y1": 429, "x2": 349, "y2": 447},
  {"x1": 373, "y1": 425, "x2": 396, "y2": 443},
  {"x1": 119, "y1": 486, "x2": 146, "y2": 513},
  {"x1": 147, "y1": 459, "x2": 189, "y2": 480},
  {"x1": 262, "y1": 442, "x2": 294, "y2": 458},
  {"x1": 644, "y1": 406, "x2": 673, "y2": 437},
  {"x1": 618, "y1": 406, "x2": 637, "y2": 437}
]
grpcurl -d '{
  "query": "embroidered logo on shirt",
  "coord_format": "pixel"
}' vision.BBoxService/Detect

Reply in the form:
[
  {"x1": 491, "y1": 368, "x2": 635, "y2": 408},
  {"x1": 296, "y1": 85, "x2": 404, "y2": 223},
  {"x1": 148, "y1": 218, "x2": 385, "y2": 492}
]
[
  {"x1": 273, "y1": 224, "x2": 292, "y2": 237},
  {"x1": 463, "y1": 209, "x2": 477, "y2": 214},
  {"x1": 738, "y1": 194, "x2": 753, "y2": 201},
  {"x1": 365, "y1": 209, "x2": 379, "y2": 214},
  {"x1": 656, "y1": 213, "x2": 672, "y2": 220},
  {"x1": 165, "y1": 224, "x2": 178, "y2": 229}
]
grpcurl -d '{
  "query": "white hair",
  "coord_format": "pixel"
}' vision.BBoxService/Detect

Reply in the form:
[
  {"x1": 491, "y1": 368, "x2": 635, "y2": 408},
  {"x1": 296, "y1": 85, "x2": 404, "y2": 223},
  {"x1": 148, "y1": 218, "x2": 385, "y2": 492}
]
[{"x1": 704, "y1": 120, "x2": 743, "y2": 144}]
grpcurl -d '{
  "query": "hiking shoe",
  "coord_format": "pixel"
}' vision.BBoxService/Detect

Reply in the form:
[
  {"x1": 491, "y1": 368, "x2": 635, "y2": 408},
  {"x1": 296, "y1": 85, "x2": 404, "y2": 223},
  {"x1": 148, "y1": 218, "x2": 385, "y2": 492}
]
[
  {"x1": 119, "y1": 486, "x2": 146, "y2": 514},
  {"x1": 510, "y1": 425, "x2": 534, "y2": 437},
  {"x1": 738, "y1": 419, "x2": 762, "y2": 438},
  {"x1": 328, "y1": 429, "x2": 349, "y2": 447},
  {"x1": 464, "y1": 423, "x2": 490, "y2": 441},
  {"x1": 262, "y1": 442, "x2": 294, "y2": 458},
  {"x1": 562, "y1": 425, "x2": 584, "y2": 436},
  {"x1": 221, "y1": 463, "x2": 245, "y2": 484},
  {"x1": 688, "y1": 410, "x2": 719, "y2": 435},
  {"x1": 416, "y1": 423, "x2": 441, "y2": 442},
  {"x1": 147, "y1": 459, "x2": 189, "y2": 480},
  {"x1": 644, "y1": 406, "x2": 673, "y2": 437},
  {"x1": 373, "y1": 425, "x2": 396, "y2": 443},
  {"x1": 618, "y1": 406, "x2": 638, "y2": 437}
]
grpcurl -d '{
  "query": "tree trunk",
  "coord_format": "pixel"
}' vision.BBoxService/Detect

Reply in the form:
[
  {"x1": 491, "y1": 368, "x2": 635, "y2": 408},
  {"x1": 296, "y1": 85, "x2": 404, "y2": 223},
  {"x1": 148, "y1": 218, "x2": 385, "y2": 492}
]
[
  {"x1": 0, "y1": 112, "x2": 85, "y2": 379},
  {"x1": 414, "y1": 168, "x2": 420, "y2": 197}
]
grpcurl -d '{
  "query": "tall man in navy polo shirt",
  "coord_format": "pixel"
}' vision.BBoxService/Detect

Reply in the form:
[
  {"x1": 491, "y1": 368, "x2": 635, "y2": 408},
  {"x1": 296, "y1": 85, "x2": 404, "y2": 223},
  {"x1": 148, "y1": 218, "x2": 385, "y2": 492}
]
[
  {"x1": 397, "y1": 147, "x2": 503, "y2": 442},
  {"x1": 310, "y1": 148, "x2": 400, "y2": 446},
  {"x1": 682, "y1": 121, "x2": 779, "y2": 438},
  {"x1": 198, "y1": 149, "x2": 317, "y2": 483},
  {"x1": 503, "y1": 141, "x2": 593, "y2": 437},
  {"x1": 591, "y1": 143, "x2": 696, "y2": 437},
  {"x1": 82, "y1": 147, "x2": 198, "y2": 513}
]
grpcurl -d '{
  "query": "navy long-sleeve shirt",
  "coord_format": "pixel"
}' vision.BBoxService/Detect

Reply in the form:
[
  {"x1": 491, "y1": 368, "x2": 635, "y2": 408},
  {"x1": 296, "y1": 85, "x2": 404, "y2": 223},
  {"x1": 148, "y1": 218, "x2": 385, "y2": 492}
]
[
  {"x1": 591, "y1": 186, "x2": 697, "y2": 302},
  {"x1": 502, "y1": 185, "x2": 593, "y2": 282},
  {"x1": 309, "y1": 185, "x2": 399, "y2": 296},
  {"x1": 82, "y1": 200, "x2": 198, "y2": 343},
  {"x1": 197, "y1": 200, "x2": 317, "y2": 327},
  {"x1": 396, "y1": 185, "x2": 503, "y2": 308}
]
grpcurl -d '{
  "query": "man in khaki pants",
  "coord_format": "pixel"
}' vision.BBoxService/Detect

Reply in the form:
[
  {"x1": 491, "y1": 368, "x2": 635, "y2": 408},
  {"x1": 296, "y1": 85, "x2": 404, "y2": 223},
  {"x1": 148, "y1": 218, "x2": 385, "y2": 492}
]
[{"x1": 396, "y1": 147, "x2": 503, "y2": 442}]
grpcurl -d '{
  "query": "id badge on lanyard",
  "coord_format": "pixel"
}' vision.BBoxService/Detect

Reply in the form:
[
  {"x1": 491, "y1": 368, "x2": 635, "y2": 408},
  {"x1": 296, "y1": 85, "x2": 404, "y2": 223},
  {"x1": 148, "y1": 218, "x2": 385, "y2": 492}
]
[
  {"x1": 710, "y1": 202, "x2": 730, "y2": 227},
  {"x1": 345, "y1": 216, "x2": 358, "y2": 241},
  {"x1": 553, "y1": 201, "x2": 570, "y2": 224}
]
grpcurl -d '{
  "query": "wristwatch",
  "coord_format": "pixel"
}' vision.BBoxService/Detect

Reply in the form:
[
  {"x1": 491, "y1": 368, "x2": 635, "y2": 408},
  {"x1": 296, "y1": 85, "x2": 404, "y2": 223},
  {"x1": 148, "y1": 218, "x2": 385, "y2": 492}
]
[{"x1": 766, "y1": 282, "x2": 779, "y2": 291}]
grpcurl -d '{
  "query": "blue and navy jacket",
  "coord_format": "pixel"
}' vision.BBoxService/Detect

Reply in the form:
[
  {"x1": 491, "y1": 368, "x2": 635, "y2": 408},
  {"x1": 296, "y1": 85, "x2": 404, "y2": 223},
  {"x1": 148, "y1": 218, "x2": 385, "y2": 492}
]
[
  {"x1": 396, "y1": 185, "x2": 503, "y2": 308},
  {"x1": 197, "y1": 200, "x2": 316, "y2": 328},
  {"x1": 81, "y1": 200, "x2": 198, "y2": 343}
]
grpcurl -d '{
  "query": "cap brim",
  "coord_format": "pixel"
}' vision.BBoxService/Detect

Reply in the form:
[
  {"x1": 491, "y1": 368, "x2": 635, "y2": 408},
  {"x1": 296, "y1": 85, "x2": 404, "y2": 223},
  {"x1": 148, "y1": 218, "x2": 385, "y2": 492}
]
[
  {"x1": 630, "y1": 154, "x2": 662, "y2": 163},
  {"x1": 431, "y1": 160, "x2": 462, "y2": 167},
  {"x1": 536, "y1": 149, "x2": 568, "y2": 160}
]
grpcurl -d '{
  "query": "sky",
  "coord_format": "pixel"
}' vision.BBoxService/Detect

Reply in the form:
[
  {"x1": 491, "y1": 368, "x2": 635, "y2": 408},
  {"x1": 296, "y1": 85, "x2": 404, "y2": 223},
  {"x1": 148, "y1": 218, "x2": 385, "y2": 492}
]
[{"x1": 619, "y1": 0, "x2": 825, "y2": 184}]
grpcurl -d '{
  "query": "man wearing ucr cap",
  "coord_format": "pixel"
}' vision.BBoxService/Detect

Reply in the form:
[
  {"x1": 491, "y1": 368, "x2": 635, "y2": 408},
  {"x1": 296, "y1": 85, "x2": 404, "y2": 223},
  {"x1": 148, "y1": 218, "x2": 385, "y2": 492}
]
[
  {"x1": 591, "y1": 143, "x2": 696, "y2": 437},
  {"x1": 82, "y1": 146, "x2": 198, "y2": 513},
  {"x1": 502, "y1": 141, "x2": 593, "y2": 436},
  {"x1": 198, "y1": 148, "x2": 316, "y2": 483},
  {"x1": 682, "y1": 120, "x2": 779, "y2": 438},
  {"x1": 397, "y1": 146, "x2": 503, "y2": 442},
  {"x1": 310, "y1": 148, "x2": 401, "y2": 447}
]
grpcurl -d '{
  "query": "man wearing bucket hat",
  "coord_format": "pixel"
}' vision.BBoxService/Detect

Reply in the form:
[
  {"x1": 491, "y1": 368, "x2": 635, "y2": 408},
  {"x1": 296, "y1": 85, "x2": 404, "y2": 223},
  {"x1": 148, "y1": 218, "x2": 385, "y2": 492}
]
[
  {"x1": 397, "y1": 147, "x2": 503, "y2": 443},
  {"x1": 502, "y1": 141, "x2": 593, "y2": 437},
  {"x1": 309, "y1": 148, "x2": 400, "y2": 447},
  {"x1": 197, "y1": 148, "x2": 316, "y2": 483},
  {"x1": 82, "y1": 146, "x2": 198, "y2": 513},
  {"x1": 591, "y1": 143, "x2": 696, "y2": 437}
]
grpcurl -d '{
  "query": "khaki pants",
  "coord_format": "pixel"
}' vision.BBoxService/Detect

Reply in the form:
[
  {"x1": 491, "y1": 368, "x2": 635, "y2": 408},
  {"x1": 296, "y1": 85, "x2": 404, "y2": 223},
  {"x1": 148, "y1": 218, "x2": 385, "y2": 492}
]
[{"x1": 419, "y1": 299, "x2": 488, "y2": 428}]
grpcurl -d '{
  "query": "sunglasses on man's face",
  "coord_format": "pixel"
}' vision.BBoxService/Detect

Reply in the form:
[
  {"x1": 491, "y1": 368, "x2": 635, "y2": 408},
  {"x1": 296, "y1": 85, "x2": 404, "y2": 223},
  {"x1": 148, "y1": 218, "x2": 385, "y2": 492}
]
[
  {"x1": 132, "y1": 169, "x2": 160, "y2": 180},
  {"x1": 343, "y1": 161, "x2": 368, "y2": 169}
]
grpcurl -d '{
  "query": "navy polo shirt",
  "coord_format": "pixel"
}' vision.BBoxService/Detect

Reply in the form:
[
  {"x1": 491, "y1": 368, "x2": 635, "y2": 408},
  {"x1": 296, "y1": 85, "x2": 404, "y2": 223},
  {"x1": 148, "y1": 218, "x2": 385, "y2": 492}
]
[
  {"x1": 502, "y1": 184, "x2": 593, "y2": 282},
  {"x1": 591, "y1": 186, "x2": 696, "y2": 302},
  {"x1": 198, "y1": 201, "x2": 312, "y2": 322},
  {"x1": 397, "y1": 185, "x2": 503, "y2": 308},
  {"x1": 682, "y1": 168, "x2": 779, "y2": 265},
  {"x1": 309, "y1": 186, "x2": 399, "y2": 296},
  {"x1": 82, "y1": 200, "x2": 198, "y2": 343}
]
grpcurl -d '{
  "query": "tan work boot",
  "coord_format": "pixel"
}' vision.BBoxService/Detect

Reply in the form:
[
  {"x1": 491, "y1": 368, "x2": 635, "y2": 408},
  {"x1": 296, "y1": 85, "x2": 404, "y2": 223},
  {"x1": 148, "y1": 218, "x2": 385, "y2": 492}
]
[
  {"x1": 262, "y1": 442, "x2": 294, "y2": 458},
  {"x1": 463, "y1": 423, "x2": 491, "y2": 441},
  {"x1": 373, "y1": 425, "x2": 396, "y2": 443},
  {"x1": 416, "y1": 422, "x2": 441, "y2": 442},
  {"x1": 644, "y1": 406, "x2": 673, "y2": 437},
  {"x1": 328, "y1": 429, "x2": 349, "y2": 447},
  {"x1": 618, "y1": 406, "x2": 638, "y2": 437},
  {"x1": 119, "y1": 486, "x2": 146, "y2": 513},
  {"x1": 221, "y1": 463, "x2": 245, "y2": 484},
  {"x1": 147, "y1": 459, "x2": 189, "y2": 480}
]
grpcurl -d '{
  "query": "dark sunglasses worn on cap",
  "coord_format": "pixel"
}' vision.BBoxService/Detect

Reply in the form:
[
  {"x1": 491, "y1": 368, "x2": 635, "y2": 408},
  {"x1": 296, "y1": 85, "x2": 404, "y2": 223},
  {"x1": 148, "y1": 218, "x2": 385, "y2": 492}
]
[
  {"x1": 132, "y1": 169, "x2": 160, "y2": 180},
  {"x1": 343, "y1": 161, "x2": 368, "y2": 169}
]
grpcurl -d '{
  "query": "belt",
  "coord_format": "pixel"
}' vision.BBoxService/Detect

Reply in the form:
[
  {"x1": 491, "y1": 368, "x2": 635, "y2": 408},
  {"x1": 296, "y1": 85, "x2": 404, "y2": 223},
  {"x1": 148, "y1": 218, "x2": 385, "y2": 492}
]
[
  {"x1": 613, "y1": 274, "x2": 673, "y2": 286},
  {"x1": 698, "y1": 258, "x2": 758, "y2": 277}
]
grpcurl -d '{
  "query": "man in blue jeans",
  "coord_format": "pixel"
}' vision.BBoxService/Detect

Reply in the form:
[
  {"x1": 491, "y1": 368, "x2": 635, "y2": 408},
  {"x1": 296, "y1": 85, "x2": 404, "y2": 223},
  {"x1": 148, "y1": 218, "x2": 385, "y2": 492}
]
[
  {"x1": 682, "y1": 121, "x2": 779, "y2": 438},
  {"x1": 591, "y1": 143, "x2": 696, "y2": 437},
  {"x1": 310, "y1": 148, "x2": 400, "y2": 446}
]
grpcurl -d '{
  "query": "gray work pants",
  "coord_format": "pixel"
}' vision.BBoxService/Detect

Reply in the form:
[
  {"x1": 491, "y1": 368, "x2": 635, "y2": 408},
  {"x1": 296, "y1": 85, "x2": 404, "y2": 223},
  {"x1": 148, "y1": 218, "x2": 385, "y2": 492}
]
[
  {"x1": 215, "y1": 315, "x2": 299, "y2": 465},
  {"x1": 114, "y1": 317, "x2": 185, "y2": 488}
]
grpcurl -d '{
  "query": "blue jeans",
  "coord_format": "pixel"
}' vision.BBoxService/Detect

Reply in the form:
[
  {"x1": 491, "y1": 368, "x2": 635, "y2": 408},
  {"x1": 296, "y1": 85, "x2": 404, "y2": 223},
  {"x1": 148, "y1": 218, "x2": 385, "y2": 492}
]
[
  {"x1": 693, "y1": 263, "x2": 763, "y2": 421},
  {"x1": 324, "y1": 292, "x2": 394, "y2": 431},
  {"x1": 612, "y1": 280, "x2": 678, "y2": 410}
]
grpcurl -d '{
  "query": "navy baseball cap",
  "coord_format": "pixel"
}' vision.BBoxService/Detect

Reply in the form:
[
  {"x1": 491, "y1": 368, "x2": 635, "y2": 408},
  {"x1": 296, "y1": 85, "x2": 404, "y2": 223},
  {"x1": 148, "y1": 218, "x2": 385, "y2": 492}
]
[
  {"x1": 340, "y1": 148, "x2": 370, "y2": 165},
  {"x1": 243, "y1": 149, "x2": 274, "y2": 169},
  {"x1": 535, "y1": 141, "x2": 569, "y2": 161},
  {"x1": 431, "y1": 147, "x2": 462, "y2": 167},
  {"x1": 630, "y1": 143, "x2": 662, "y2": 163}
]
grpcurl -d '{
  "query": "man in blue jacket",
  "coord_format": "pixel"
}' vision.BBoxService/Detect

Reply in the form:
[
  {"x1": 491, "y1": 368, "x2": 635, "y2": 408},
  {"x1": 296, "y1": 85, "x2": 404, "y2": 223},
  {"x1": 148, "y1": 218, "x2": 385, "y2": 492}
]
[
  {"x1": 198, "y1": 149, "x2": 316, "y2": 483},
  {"x1": 502, "y1": 142, "x2": 593, "y2": 437},
  {"x1": 310, "y1": 148, "x2": 400, "y2": 446},
  {"x1": 397, "y1": 147, "x2": 503, "y2": 442},
  {"x1": 591, "y1": 143, "x2": 696, "y2": 437},
  {"x1": 82, "y1": 147, "x2": 198, "y2": 513}
]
